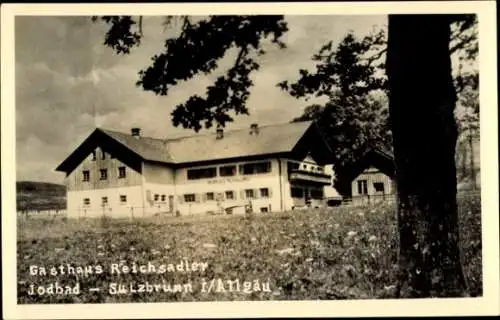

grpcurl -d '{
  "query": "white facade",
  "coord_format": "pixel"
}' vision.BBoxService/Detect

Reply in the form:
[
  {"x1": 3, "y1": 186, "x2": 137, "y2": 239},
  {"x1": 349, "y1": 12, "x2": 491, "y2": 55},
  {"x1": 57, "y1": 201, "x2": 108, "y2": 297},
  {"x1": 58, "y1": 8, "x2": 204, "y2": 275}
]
[
  {"x1": 59, "y1": 123, "x2": 334, "y2": 218},
  {"x1": 64, "y1": 152, "x2": 331, "y2": 218}
]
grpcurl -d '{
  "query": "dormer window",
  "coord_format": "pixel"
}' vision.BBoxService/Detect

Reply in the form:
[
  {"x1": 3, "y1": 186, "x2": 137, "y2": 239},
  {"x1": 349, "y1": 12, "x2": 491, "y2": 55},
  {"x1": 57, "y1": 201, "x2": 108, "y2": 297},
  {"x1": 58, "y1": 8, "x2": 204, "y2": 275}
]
[
  {"x1": 100, "y1": 169, "x2": 108, "y2": 180},
  {"x1": 82, "y1": 170, "x2": 90, "y2": 182},
  {"x1": 118, "y1": 166, "x2": 126, "y2": 179}
]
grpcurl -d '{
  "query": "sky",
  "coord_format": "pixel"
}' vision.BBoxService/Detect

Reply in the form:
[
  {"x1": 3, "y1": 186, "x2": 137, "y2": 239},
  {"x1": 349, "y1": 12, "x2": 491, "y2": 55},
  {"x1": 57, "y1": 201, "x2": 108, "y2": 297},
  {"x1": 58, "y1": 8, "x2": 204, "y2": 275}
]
[{"x1": 15, "y1": 15, "x2": 389, "y2": 184}]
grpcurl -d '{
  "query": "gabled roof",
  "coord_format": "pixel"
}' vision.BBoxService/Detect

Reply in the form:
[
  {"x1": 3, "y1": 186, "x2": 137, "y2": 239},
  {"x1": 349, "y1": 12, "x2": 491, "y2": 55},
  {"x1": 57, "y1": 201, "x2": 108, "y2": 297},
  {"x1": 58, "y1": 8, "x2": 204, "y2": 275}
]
[
  {"x1": 349, "y1": 147, "x2": 396, "y2": 179},
  {"x1": 100, "y1": 129, "x2": 173, "y2": 163},
  {"x1": 166, "y1": 121, "x2": 313, "y2": 164},
  {"x1": 55, "y1": 121, "x2": 328, "y2": 173}
]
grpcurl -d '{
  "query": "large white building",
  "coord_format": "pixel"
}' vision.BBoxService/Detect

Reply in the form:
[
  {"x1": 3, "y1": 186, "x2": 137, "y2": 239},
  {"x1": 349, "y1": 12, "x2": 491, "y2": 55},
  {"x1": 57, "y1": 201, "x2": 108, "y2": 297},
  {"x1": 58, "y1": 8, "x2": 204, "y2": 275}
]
[{"x1": 55, "y1": 121, "x2": 335, "y2": 218}]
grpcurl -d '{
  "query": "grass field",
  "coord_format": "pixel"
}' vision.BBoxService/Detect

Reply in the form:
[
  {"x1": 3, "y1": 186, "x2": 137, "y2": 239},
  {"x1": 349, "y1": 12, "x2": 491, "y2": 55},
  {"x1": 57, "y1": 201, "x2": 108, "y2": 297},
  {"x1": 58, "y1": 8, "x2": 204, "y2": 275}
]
[{"x1": 17, "y1": 195, "x2": 482, "y2": 303}]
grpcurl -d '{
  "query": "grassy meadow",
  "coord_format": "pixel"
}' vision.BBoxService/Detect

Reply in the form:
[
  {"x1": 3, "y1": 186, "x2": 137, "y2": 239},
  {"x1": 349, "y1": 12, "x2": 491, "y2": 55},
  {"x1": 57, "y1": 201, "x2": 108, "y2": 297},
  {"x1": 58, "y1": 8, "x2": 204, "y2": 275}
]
[{"x1": 16, "y1": 195, "x2": 482, "y2": 303}]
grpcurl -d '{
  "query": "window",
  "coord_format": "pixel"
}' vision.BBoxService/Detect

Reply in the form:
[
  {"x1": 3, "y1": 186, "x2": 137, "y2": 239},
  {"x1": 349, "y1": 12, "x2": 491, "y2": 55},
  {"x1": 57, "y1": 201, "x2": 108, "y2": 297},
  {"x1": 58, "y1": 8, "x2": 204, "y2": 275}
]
[
  {"x1": 373, "y1": 182, "x2": 385, "y2": 193},
  {"x1": 239, "y1": 161, "x2": 271, "y2": 175},
  {"x1": 291, "y1": 187, "x2": 304, "y2": 198},
  {"x1": 205, "y1": 192, "x2": 215, "y2": 201},
  {"x1": 82, "y1": 170, "x2": 90, "y2": 182},
  {"x1": 101, "y1": 197, "x2": 108, "y2": 206},
  {"x1": 187, "y1": 167, "x2": 217, "y2": 180},
  {"x1": 225, "y1": 190, "x2": 235, "y2": 200},
  {"x1": 161, "y1": 194, "x2": 166, "y2": 202},
  {"x1": 260, "y1": 207, "x2": 269, "y2": 213},
  {"x1": 120, "y1": 195, "x2": 127, "y2": 204},
  {"x1": 311, "y1": 189, "x2": 324, "y2": 199},
  {"x1": 357, "y1": 180, "x2": 368, "y2": 195},
  {"x1": 83, "y1": 198, "x2": 90, "y2": 206},
  {"x1": 184, "y1": 194, "x2": 196, "y2": 203},
  {"x1": 245, "y1": 189, "x2": 255, "y2": 199},
  {"x1": 91, "y1": 151, "x2": 96, "y2": 161},
  {"x1": 219, "y1": 165, "x2": 236, "y2": 177},
  {"x1": 260, "y1": 188, "x2": 270, "y2": 198},
  {"x1": 118, "y1": 166, "x2": 126, "y2": 178},
  {"x1": 154, "y1": 194, "x2": 159, "y2": 202},
  {"x1": 100, "y1": 169, "x2": 108, "y2": 180}
]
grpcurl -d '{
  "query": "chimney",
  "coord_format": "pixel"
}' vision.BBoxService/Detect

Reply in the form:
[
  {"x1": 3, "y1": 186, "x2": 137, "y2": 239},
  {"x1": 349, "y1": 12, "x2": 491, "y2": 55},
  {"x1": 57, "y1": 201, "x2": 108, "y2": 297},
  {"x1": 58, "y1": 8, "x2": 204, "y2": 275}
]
[
  {"x1": 131, "y1": 128, "x2": 141, "y2": 139},
  {"x1": 216, "y1": 127, "x2": 224, "y2": 140},
  {"x1": 250, "y1": 123, "x2": 259, "y2": 135}
]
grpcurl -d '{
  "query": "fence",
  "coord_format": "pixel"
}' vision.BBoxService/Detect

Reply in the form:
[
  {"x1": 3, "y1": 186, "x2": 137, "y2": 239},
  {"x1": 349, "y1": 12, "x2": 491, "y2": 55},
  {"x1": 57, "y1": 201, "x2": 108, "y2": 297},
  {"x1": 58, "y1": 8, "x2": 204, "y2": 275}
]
[
  {"x1": 16, "y1": 190, "x2": 481, "y2": 220},
  {"x1": 338, "y1": 189, "x2": 481, "y2": 208},
  {"x1": 17, "y1": 208, "x2": 67, "y2": 217}
]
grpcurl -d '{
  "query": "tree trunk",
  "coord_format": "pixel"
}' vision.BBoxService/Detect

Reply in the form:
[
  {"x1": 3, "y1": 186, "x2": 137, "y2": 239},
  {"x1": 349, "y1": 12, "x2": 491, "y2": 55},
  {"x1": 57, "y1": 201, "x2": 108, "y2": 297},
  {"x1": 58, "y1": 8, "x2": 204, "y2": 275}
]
[
  {"x1": 469, "y1": 132, "x2": 476, "y2": 190},
  {"x1": 386, "y1": 15, "x2": 468, "y2": 297}
]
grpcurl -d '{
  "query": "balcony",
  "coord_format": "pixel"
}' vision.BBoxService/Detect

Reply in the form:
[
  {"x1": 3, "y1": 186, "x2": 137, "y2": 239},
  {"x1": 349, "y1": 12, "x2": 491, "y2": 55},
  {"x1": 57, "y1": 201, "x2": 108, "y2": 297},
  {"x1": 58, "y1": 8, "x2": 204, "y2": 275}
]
[{"x1": 289, "y1": 169, "x2": 332, "y2": 185}]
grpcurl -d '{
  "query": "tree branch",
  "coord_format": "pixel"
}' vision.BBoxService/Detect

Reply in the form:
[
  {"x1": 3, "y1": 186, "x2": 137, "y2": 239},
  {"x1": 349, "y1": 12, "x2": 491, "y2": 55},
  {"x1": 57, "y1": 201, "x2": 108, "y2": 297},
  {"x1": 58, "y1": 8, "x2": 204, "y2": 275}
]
[
  {"x1": 233, "y1": 45, "x2": 248, "y2": 69},
  {"x1": 449, "y1": 33, "x2": 476, "y2": 54},
  {"x1": 366, "y1": 47, "x2": 387, "y2": 66},
  {"x1": 138, "y1": 16, "x2": 143, "y2": 36}
]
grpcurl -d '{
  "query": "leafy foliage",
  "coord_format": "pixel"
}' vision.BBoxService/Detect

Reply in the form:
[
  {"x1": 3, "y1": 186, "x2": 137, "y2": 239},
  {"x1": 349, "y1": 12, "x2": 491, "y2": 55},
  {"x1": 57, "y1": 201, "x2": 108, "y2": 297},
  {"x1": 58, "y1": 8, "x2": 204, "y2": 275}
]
[
  {"x1": 92, "y1": 16, "x2": 288, "y2": 131},
  {"x1": 278, "y1": 31, "x2": 390, "y2": 196},
  {"x1": 277, "y1": 18, "x2": 478, "y2": 196},
  {"x1": 92, "y1": 16, "x2": 143, "y2": 54}
]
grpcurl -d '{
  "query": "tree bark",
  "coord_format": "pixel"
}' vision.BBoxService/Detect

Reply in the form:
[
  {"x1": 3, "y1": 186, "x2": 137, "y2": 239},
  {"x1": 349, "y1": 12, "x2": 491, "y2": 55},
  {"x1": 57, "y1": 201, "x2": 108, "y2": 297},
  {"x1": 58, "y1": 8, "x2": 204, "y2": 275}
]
[
  {"x1": 386, "y1": 15, "x2": 468, "y2": 297},
  {"x1": 469, "y1": 132, "x2": 476, "y2": 190}
]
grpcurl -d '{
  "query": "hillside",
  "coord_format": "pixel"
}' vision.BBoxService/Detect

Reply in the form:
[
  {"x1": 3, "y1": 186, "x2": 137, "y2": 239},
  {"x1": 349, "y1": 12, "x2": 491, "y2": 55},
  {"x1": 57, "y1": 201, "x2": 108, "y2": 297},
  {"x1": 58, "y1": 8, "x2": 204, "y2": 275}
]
[{"x1": 16, "y1": 181, "x2": 66, "y2": 211}]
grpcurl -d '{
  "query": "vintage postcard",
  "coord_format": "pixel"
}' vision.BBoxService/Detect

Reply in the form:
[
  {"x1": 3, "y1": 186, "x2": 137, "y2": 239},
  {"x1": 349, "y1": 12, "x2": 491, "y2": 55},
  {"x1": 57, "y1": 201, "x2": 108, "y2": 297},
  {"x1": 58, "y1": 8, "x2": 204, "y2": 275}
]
[{"x1": 1, "y1": 1, "x2": 498, "y2": 319}]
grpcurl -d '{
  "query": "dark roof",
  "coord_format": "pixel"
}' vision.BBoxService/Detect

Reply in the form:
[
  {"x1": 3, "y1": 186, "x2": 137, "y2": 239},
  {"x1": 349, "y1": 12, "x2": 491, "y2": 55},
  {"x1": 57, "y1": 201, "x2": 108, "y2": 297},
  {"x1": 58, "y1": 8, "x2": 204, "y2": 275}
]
[
  {"x1": 165, "y1": 121, "x2": 313, "y2": 163},
  {"x1": 56, "y1": 121, "x2": 325, "y2": 172},
  {"x1": 348, "y1": 147, "x2": 396, "y2": 180},
  {"x1": 100, "y1": 129, "x2": 173, "y2": 163}
]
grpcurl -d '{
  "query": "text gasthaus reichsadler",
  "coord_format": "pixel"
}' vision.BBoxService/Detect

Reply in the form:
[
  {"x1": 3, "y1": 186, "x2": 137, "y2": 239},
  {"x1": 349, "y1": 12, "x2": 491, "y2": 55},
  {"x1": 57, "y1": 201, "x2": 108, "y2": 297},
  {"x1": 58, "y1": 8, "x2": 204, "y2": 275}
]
[
  {"x1": 26, "y1": 261, "x2": 272, "y2": 296},
  {"x1": 29, "y1": 260, "x2": 209, "y2": 277}
]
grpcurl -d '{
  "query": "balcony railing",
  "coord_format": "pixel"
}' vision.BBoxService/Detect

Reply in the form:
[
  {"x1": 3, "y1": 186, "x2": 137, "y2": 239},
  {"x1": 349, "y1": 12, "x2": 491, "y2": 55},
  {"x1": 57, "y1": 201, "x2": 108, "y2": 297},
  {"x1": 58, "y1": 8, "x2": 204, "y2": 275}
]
[{"x1": 289, "y1": 169, "x2": 331, "y2": 185}]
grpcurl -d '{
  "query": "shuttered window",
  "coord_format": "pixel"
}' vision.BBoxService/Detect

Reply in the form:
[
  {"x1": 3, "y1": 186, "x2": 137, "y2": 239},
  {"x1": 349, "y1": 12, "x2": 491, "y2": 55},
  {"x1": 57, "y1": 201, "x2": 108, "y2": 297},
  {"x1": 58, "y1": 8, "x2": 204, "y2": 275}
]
[
  {"x1": 184, "y1": 194, "x2": 196, "y2": 202},
  {"x1": 205, "y1": 192, "x2": 215, "y2": 201},
  {"x1": 245, "y1": 189, "x2": 255, "y2": 199}
]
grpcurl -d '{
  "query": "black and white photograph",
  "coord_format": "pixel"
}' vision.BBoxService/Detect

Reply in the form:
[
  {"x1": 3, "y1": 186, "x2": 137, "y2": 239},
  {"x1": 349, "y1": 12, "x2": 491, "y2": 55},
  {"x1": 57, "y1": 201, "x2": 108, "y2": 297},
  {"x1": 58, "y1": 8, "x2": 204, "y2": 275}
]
[{"x1": 1, "y1": 1, "x2": 498, "y2": 319}]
